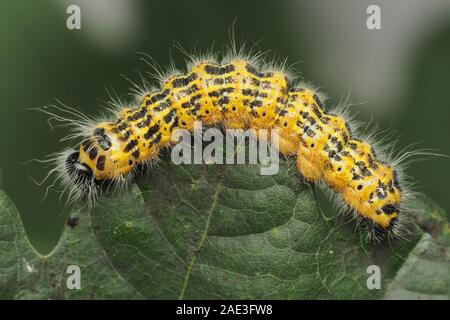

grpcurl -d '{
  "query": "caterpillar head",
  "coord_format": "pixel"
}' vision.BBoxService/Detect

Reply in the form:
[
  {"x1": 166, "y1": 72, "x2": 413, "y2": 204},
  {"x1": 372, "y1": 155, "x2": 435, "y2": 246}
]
[
  {"x1": 323, "y1": 139, "x2": 402, "y2": 235},
  {"x1": 342, "y1": 165, "x2": 402, "y2": 234},
  {"x1": 62, "y1": 122, "x2": 138, "y2": 200}
]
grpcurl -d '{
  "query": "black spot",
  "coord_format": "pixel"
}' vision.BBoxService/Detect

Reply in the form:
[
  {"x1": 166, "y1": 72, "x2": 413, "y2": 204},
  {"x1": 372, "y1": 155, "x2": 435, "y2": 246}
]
[
  {"x1": 250, "y1": 100, "x2": 263, "y2": 108},
  {"x1": 307, "y1": 117, "x2": 316, "y2": 126},
  {"x1": 82, "y1": 139, "x2": 93, "y2": 152},
  {"x1": 189, "y1": 93, "x2": 202, "y2": 104},
  {"x1": 208, "y1": 91, "x2": 220, "y2": 98},
  {"x1": 276, "y1": 96, "x2": 285, "y2": 104},
  {"x1": 181, "y1": 101, "x2": 192, "y2": 109},
  {"x1": 311, "y1": 104, "x2": 323, "y2": 118},
  {"x1": 188, "y1": 84, "x2": 199, "y2": 93},
  {"x1": 355, "y1": 161, "x2": 371, "y2": 177},
  {"x1": 153, "y1": 102, "x2": 169, "y2": 112},
  {"x1": 149, "y1": 90, "x2": 169, "y2": 104},
  {"x1": 381, "y1": 203, "x2": 398, "y2": 215},
  {"x1": 321, "y1": 116, "x2": 331, "y2": 124},
  {"x1": 132, "y1": 110, "x2": 145, "y2": 121},
  {"x1": 96, "y1": 156, "x2": 106, "y2": 171},
  {"x1": 387, "y1": 180, "x2": 395, "y2": 194},
  {"x1": 137, "y1": 116, "x2": 151, "y2": 128},
  {"x1": 313, "y1": 94, "x2": 325, "y2": 110},
  {"x1": 144, "y1": 124, "x2": 160, "y2": 140},
  {"x1": 341, "y1": 131, "x2": 349, "y2": 144},
  {"x1": 204, "y1": 64, "x2": 235, "y2": 75},
  {"x1": 131, "y1": 150, "x2": 140, "y2": 159},
  {"x1": 219, "y1": 96, "x2": 230, "y2": 105},
  {"x1": 170, "y1": 116, "x2": 179, "y2": 130},
  {"x1": 152, "y1": 132, "x2": 162, "y2": 145},
  {"x1": 88, "y1": 147, "x2": 98, "y2": 160},
  {"x1": 117, "y1": 122, "x2": 128, "y2": 131},
  {"x1": 123, "y1": 140, "x2": 138, "y2": 153},
  {"x1": 94, "y1": 128, "x2": 112, "y2": 151},
  {"x1": 163, "y1": 109, "x2": 176, "y2": 123},
  {"x1": 172, "y1": 73, "x2": 198, "y2": 88},
  {"x1": 204, "y1": 65, "x2": 219, "y2": 75},
  {"x1": 225, "y1": 76, "x2": 234, "y2": 84},
  {"x1": 245, "y1": 63, "x2": 265, "y2": 77},
  {"x1": 299, "y1": 111, "x2": 313, "y2": 122},
  {"x1": 250, "y1": 77, "x2": 260, "y2": 86},
  {"x1": 348, "y1": 142, "x2": 357, "y2": 151},
  {"x1": 221, "y1": 64, "x2": 235, "y2": 74},
  {"x1": 123, "y1": 130, "x2": 132, "y2": 140},
  {"x1": 367, "y1": 154, "x2": 379, "y2": 170}
]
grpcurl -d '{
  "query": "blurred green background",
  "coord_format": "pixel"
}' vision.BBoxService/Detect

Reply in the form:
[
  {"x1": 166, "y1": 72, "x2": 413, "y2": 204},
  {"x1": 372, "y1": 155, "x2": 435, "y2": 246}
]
[{"x1": 1, "y1": 0, "x2": 449, "y2": 254}]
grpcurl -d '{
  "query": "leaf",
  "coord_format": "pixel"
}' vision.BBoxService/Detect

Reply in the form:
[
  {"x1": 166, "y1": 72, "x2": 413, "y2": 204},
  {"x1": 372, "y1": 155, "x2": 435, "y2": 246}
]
[
  {"x1": 0, "y1": 168, "x2": 141, "y2": 299},
  {"x1": 383, "y1": 233, "x2": 449, "y2": 299},
  {"x1": 383, "y1": 198, "x2": 450, "y2": 300},
  {"x1": 0, "y1": 159, "x2": 448, "y2": 299}
]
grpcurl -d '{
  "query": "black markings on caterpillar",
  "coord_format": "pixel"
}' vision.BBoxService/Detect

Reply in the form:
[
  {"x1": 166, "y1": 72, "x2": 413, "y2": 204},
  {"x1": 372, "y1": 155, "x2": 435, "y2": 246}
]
[{"x1": 34, "y1": 44, "x2": 435, "y2": 242}]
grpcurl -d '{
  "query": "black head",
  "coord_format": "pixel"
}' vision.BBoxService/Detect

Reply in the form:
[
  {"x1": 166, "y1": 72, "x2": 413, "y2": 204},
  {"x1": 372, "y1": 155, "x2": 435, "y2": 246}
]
[{"x1": 65, "y1": 150, "x2": 94, "y2": 189}]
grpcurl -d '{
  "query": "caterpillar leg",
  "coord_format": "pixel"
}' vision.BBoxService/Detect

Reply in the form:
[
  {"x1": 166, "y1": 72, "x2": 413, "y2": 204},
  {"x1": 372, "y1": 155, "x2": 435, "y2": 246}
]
[{"x1": 295, "y1": 153, "x2": 322, "y2": 182}]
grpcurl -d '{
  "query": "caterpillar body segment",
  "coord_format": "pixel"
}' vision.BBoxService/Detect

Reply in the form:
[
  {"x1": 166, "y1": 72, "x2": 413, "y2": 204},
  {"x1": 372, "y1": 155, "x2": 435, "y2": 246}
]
[{"x1": 62, "y1": 58, "x2": 402, "y2": 237}]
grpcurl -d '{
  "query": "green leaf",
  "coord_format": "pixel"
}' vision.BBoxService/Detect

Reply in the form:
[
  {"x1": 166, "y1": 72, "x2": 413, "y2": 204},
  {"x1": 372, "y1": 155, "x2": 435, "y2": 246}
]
[
  {"x1": 0, "y1": 159, "x2": 448, "y2": 299},
  {"x1": 0, "y1": 168, "x2": 141, "y2": 299},
  {"x1": 383, "y1": 198, "x2": 450, "y2": 299}
]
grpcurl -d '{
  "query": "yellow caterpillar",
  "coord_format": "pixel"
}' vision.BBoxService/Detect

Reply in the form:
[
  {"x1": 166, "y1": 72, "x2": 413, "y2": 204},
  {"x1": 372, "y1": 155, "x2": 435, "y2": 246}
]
[{"x1": 45, "y1": 52, "x2": 405, "y2": 241}]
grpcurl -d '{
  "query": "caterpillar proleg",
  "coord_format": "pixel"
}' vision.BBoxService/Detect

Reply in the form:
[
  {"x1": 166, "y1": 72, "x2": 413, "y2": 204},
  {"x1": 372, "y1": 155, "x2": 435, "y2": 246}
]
[{"x1": 43, "y1": 47, "x2": 414, "y2": 241}]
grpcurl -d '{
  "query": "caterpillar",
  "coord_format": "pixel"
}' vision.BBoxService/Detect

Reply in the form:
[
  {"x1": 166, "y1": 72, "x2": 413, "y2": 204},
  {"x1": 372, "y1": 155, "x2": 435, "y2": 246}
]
[{"x1": 41, "y1": 47, "x2": 412, "y2": 241}]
